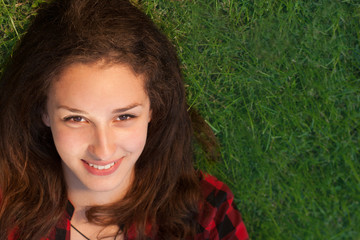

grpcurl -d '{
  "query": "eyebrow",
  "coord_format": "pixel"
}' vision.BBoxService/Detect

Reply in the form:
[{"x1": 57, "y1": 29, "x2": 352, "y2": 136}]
[
  {"x1": 112, "y1": 104, "x2": 143, "y2": 113},
  {"x1": 57, "y1": 103, "x2": 142, "y2": 114}
]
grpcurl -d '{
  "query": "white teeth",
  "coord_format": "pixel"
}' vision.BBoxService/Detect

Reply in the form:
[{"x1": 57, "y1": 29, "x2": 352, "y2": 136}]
[{"x1": 88, "y1": 161, "x2": 115, "y2": 170}]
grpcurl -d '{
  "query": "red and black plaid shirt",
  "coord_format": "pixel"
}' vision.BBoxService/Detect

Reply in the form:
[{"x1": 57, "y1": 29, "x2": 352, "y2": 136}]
[{"x1": 10, "y1": 173, "x2": 248, "y2": 240}]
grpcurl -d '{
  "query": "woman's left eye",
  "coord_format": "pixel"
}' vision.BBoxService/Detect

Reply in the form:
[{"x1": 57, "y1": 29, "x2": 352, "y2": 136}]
[{"x1": 117, "y1": 114, "x2": 135, "y2": 121}]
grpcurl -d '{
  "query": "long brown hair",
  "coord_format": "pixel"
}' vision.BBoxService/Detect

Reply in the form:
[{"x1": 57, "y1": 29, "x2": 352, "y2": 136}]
[{"x1": 0, "y1": 0, "x2": 209, "y2": 239}]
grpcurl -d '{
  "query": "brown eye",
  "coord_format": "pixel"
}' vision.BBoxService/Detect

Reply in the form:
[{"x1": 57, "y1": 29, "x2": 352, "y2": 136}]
[
  {"x1": 117, "y1": 114, "x2": 135, "y2": 121},
  {"x1": 64, "y1": 116, "x2": 86, "y2": 122}
]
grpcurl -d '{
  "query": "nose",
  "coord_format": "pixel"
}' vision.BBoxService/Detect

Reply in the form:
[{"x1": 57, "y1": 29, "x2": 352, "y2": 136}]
[{"x1": 88, "y1": 125, "x2": 116, "y2": 161}]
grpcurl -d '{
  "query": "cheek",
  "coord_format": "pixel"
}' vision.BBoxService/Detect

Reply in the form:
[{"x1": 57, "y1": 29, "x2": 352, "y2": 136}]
[
  {"x1": 50, "y1": 126, "x2": 88, "y2": 157},
  {"x1": 123, "y1": 125, "x2": 148, "y2": 154}
]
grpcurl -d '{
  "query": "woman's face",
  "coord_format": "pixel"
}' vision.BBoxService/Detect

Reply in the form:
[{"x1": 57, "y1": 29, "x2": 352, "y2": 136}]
[{"x1": 43, "y1": 62, "x2": 151, "y2": 196}]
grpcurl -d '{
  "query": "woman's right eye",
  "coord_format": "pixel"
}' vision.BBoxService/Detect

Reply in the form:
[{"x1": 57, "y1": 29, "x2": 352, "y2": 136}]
[{"x1": 63, "y1": 116, "x2": 86, "y2": 123}]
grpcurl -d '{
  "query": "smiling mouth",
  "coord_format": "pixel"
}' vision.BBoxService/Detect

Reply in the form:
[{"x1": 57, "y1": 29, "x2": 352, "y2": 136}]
[{"x1": 84, "y1": 160, "x2": 118, "y2": 170}]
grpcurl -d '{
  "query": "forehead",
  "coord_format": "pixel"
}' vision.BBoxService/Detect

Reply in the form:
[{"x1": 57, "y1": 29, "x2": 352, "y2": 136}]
[
  {"x1": 52, "y1": 61, "x2": 145, "y2": 88},
  {"x1": 47, "y1": 62, "x2": 148, "y2": 108}
]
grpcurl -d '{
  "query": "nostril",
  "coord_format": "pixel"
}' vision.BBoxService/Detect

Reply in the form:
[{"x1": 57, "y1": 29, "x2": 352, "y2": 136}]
[{"x1": 88, "y1": 141, "x2": 116, "y2": 161}]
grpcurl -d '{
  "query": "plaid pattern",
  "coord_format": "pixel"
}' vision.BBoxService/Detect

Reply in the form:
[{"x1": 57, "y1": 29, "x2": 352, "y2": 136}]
[
  {"x1": 10, "y1": 173, "x2": 248, "y2": 240},
  {"x1": 196, "y1": 173, "x2": 248, "y2": 240}
]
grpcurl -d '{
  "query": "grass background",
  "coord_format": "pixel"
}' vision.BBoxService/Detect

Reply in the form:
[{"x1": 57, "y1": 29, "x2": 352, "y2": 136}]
[{"x1": 1, "y1": 0, "x2": 359, "y2": 239}]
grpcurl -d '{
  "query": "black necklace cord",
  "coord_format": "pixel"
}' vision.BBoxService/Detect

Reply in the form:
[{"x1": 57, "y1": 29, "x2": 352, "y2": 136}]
[
  {"x1": 71, "y1": 223, "x2": 90, "y2": 240},
  {"x1": 70, "y1": 223, "x2": 118, "y2": 240}
]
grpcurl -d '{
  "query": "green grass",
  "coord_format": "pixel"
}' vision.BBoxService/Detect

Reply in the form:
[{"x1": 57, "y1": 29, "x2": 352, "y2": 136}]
[
  {"x1": 1, "y1": 0, "x2": 359, "y2": 239},
  {"x1": 0, "y1": 0, "x2": 44, "y2": 70}
]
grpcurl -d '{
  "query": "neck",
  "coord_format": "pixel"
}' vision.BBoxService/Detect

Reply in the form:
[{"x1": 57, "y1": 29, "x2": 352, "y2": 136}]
[
  {"x1": 69, "y1": 193, "x2": 122, "y2": 240},
  {"x1": 67, "y1": 186, "x2": 126, "y2": 226},
  {"x1": 68, "y1": 187, "x2": 123, "y2": 208}
]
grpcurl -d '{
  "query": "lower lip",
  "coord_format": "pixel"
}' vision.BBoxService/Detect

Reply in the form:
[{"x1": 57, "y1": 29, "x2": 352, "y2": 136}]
[{"x1": 82, "y1": 158, "x2": 123, "y2": 176}]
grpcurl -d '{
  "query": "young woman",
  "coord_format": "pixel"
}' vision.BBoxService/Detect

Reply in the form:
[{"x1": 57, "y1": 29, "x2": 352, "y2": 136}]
[{"x1": 0, "y1": 0, "x2": 248, "y2": 239}]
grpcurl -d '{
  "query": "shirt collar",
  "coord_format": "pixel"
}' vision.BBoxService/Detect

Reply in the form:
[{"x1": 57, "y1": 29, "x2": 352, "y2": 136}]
[{"x1": 66, "y1": 200, "x2": 74, "y2": 220}]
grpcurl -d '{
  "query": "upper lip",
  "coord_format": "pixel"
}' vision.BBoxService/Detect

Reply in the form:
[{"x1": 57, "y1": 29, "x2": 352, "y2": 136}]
[{"x1": 81, "y1": 158, "x2": 122, "y2": 166}]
